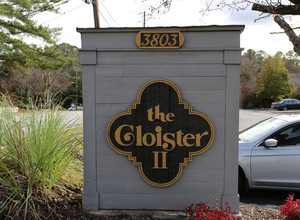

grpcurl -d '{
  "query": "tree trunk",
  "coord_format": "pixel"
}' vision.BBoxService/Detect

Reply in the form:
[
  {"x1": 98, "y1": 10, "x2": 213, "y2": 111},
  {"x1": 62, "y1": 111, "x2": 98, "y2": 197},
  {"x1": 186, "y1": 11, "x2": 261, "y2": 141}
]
[{"x1": 273, "y1": 16, "x2": 300, "y2": 56}]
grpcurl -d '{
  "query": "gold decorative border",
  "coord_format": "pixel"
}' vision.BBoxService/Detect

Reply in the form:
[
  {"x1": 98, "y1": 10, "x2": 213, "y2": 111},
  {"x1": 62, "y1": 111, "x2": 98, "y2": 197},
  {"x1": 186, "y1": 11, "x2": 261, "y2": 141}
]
[
  {"x1": 135, "y1": 31, "x2": 184, "y2": 49},
  {"x1": 106, "y1": 79, "x2": 214, "y2": 187}
]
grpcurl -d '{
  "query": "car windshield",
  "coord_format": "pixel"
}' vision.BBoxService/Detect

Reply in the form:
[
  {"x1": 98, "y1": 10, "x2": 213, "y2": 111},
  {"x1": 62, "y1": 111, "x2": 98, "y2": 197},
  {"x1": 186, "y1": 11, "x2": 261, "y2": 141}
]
[{"x1": 239, "y1": 117, "x2": 287, "y2": 143}]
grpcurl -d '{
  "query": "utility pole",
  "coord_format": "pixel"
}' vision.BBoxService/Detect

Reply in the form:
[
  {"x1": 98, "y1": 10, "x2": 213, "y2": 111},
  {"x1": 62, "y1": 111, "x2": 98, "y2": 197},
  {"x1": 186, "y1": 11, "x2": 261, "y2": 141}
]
[
  {"x1": 143, "y1": 11, "x2": 146, "y2": 27},
  {"x1": 75, "y1": 71, "x2": 78, "y2": 107},
  {"x1": 92, "y1": 0, "x2": 100, "y2": 28},
  {"x1": 84, "y1": 0, "x2": 100, "y2": 28}
]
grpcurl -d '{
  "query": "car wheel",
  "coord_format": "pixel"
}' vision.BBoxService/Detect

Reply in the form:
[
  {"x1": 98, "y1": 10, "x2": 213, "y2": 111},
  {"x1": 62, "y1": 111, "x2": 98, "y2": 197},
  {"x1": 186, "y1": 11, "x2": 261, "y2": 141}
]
[
  {"x1": 283, "y1": 107, "x2": 288, "y2": 111},
  {"x1": 238, "y1": 167, "x2": 248, "y2": 193}
]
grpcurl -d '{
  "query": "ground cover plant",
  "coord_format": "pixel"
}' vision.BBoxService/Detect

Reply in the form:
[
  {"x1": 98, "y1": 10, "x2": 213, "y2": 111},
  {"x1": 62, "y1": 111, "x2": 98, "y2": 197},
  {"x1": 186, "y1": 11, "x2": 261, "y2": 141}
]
[
  {"x1": 185, "y1": 198, "x2": 237, "y2": 220},
  {"x1": 280, "y1": 194, "x2": 300, "y2": 220},
  {"x1": 0, "y1": 96, "x2": 83, "y2": 219}
]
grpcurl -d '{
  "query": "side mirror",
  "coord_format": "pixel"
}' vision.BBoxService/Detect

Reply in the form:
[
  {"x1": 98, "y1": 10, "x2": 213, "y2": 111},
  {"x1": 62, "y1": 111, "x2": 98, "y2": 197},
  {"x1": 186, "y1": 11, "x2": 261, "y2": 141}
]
[{"x1": 264, "y1": 139, "x2": 278, "y2": 147}]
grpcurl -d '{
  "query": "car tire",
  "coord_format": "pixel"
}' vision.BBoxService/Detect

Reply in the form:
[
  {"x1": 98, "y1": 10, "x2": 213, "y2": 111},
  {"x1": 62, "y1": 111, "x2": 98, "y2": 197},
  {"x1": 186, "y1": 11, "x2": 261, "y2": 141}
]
[
  {"x1": 283, "y1": 107, "x2": 288, "y2": 111},
  {"x1": 238, "y1": 167, "x2": 249, "y2": 193}
]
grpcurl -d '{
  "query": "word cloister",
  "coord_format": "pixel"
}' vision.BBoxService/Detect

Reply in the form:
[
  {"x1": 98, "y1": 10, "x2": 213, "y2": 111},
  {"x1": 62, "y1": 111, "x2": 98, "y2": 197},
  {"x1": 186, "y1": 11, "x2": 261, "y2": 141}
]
[{"x1": 106, "y1": 79, "x2": 214, "y2": 187}]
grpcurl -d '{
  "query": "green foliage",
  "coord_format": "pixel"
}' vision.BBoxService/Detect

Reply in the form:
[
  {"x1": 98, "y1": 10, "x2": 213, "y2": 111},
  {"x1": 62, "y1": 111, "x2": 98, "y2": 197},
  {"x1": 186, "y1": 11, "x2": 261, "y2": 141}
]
[
  {"x1": 256, "y1": 52, "x2": 293, "y2": 102},
  {"x1": 1, "y1": 43, "x2": 79, "y2": 105},
  {"x1": 0, "y1": 0, "x2": 70, "y2": 70},
  {"x1": 240, "y1": 50, "x2": 263, "y2": 96},
  {"x1": 56, "y1": 43, "x2": 83, "y2": 107},
  {"x1": 241, "y1": 93, "x2": 265, "y2": 109},
  {"x1": 240, "y1": 49, "x2": 300, "y2": 108},
  {"x1": 240, "y1": 49, "x2": 267, "y2": 108},
  {"x1": 0, "y1": 96, "x2": 82, "y2": 219},
  {"x1": 243, "y1": 49, "x2": 268, "y2": 65},
  {"x1": 283, "y1": 50, "x2": 300, "y2": 73},
  {"x1": 293, "y1": 86, "x2": 300, "y2": 100}
]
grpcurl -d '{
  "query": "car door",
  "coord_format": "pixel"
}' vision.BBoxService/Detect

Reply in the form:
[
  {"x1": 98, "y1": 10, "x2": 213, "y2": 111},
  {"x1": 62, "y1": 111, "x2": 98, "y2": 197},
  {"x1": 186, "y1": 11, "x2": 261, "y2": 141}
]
[
  {"x1": 289, "y1": 100, "x2": 296, "y2": 109},
  {"x1": 290, "y1": 100, "x2": 300, "y2": 110},
  {"x1": 286, "y1": 100, "x2": 294, "y2": 109},
  {"x1": 294, "y1": 100, "x2": 300, "y2": 109},
  {"x1": 250, "y1": 124, "x2": 300, "y2": 188}
]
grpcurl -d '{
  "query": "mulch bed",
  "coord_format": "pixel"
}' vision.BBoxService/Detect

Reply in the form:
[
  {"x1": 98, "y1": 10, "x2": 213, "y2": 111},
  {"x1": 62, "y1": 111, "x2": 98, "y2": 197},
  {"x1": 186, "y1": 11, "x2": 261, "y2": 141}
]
[
  {"x1": 53, "y1": 199, "x2": 286, "y2": 219},
  {"x1": 0, "y1": 195, "x2": 286, "y2": 219}
]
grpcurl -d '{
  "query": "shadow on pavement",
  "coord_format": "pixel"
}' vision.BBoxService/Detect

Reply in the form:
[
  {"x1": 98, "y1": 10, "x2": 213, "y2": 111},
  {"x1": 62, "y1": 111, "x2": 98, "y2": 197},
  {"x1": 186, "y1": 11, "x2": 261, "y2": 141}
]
[{"x1": 240, "y1": 189, "x2": 300, "y2": 206}]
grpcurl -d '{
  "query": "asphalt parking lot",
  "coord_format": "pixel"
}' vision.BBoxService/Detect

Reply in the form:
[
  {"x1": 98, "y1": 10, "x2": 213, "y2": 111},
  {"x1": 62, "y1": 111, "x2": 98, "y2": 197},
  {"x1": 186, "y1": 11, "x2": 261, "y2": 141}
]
[
  {"x1": 66, "y1": 108, "x2": 300, "y2": 131},
  {"x1": 239, "y1": 108, "x2": 300, "y2": 131}
]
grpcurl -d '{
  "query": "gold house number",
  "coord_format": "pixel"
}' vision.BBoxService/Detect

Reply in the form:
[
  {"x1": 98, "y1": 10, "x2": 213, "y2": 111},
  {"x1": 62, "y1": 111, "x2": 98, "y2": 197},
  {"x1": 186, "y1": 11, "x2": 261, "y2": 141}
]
[{"x1": 136, "y1": 31, "x2": 184, "y2": 49}]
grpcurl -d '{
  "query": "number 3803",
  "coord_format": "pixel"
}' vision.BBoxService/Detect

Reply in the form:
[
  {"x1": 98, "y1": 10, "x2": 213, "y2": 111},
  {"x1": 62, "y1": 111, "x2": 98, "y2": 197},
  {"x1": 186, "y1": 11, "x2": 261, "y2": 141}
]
[{"x1": 136, "y1": 31, "x2": 184, "y2": 49}]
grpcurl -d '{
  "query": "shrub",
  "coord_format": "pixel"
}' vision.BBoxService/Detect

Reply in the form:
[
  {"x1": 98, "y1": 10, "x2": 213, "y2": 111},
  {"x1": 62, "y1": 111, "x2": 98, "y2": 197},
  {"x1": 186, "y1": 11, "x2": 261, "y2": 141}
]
[
  {"x1": 280, "y1": 194, "x2": 300, "y2": 220},
  {"x1": 0, "y1": 96, "x2": 83, "y2": 219},
  {"x1": 185, "y1": 200, "x2": 236, "y2": 220},
  {"x1": 293, "y1": 86, "x2": 300, "y2": 100}
]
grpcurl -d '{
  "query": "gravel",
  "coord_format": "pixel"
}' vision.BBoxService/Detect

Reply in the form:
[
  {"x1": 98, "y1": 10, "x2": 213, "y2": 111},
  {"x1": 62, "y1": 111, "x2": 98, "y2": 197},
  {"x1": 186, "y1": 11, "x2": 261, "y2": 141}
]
[{"x1": 240, "y1": 204, "x2": 284, "y2": 220}]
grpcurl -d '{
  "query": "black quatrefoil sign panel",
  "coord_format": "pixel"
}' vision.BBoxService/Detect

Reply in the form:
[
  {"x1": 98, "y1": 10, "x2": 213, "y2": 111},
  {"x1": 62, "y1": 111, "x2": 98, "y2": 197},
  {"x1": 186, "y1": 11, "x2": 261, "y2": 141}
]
[{"x1": 106, "y1": 79, "x2": 214, "y2": 187}]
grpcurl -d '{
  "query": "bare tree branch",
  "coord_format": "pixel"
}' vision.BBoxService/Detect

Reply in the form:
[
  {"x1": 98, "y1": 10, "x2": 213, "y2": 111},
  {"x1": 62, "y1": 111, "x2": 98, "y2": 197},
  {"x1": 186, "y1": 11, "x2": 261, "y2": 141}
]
[
  {"x1": 203, "y1": 0, "x2": 300, "y2": 55},
  {"x1": 271, "y1": 26, "x2": 300, "y2": 34},
  {"x1": 252, "y1": 3, "x2": 300, "y2": 15},
  {"x1": 274, "y1": 16, "x2": 300, "y2": 56},
  {"x1": 143, "y1": 0, "x2": 172, "y2": 19}
]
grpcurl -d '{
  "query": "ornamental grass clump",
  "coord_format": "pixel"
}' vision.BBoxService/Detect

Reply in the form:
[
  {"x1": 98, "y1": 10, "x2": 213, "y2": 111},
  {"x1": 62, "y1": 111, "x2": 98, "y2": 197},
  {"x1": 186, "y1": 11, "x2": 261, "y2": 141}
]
[
  {"x1": 280, "y1": 194, "x2": 300, "y2": 220},
  {"x1": 0, "y1": 96, "x2": 83, "y2": 219}
]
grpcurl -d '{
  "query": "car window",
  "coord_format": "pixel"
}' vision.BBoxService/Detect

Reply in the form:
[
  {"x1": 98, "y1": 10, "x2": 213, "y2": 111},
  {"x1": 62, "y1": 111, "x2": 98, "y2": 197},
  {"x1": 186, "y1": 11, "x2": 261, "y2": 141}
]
[
  {"x1": 239, "y1": 118, "x2": 287, "y2": 143},
  {"x1": 271, "y1": 124, "x2": 300, "y2": 146}
]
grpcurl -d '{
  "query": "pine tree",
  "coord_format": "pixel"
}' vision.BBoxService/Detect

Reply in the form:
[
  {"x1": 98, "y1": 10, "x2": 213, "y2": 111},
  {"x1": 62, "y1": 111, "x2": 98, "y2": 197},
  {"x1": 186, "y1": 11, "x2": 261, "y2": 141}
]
[{"x1": 0, "y1": 0, "x2": 70, "y2": 70}]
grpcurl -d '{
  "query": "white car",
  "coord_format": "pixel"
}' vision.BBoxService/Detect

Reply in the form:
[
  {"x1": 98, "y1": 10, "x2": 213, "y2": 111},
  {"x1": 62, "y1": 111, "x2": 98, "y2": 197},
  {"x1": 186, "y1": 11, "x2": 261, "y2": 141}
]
[
  {"x1": 239, "y1": 115, "x2": 300, "y2": 191},
  {"x1": 68, "y1": 104, "x2": 83, "y2": 111}
]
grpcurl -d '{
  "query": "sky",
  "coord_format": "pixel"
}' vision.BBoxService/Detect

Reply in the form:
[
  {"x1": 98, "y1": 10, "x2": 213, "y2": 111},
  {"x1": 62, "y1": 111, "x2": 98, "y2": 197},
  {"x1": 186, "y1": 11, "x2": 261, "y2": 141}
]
[{"x1": 36, "y1": 0, "x2": 299, "y2": 56}]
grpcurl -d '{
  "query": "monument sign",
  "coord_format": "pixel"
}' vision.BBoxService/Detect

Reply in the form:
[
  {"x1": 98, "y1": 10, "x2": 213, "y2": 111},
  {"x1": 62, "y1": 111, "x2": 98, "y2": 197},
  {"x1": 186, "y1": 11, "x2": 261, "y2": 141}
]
[{"x1": 78, "y1": 26, "x2": 244, "y2": 212}]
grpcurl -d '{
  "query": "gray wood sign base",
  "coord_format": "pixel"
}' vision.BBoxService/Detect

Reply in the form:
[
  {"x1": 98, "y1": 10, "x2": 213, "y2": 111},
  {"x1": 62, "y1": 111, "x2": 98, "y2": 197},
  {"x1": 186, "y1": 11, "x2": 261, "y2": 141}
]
[{"x1": 78, "y1": 26, "x2": 244, "y2": 213}]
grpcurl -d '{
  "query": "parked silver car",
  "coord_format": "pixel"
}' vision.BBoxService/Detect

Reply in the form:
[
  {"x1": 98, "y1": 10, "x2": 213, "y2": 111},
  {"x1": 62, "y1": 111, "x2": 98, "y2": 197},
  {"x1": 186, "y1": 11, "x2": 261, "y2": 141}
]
[{"x1": 239, "y1": 115, "x2": 300, "y2": 191}]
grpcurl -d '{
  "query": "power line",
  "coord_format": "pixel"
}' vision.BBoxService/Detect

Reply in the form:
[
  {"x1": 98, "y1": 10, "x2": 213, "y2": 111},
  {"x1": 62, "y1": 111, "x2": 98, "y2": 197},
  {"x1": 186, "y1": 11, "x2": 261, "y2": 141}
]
[
  {"x1": 39, "y1": 0, "x2": 118, "y2": 28},
  {"x1": 98, "y1": 9, "x2": 111, "y2": 26},
  {"x1": 98, "y1": 11, "x2": 109, "y2": 26},
  {"x1": 28, "y1": 0, "x2": 70, "y2": 16},
  {"x1": 40, "y1": 3, "x2": 86, "y2": 25},
  {"x1": 99, "y1": 0, "x2": 118, "y2": 26}
]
